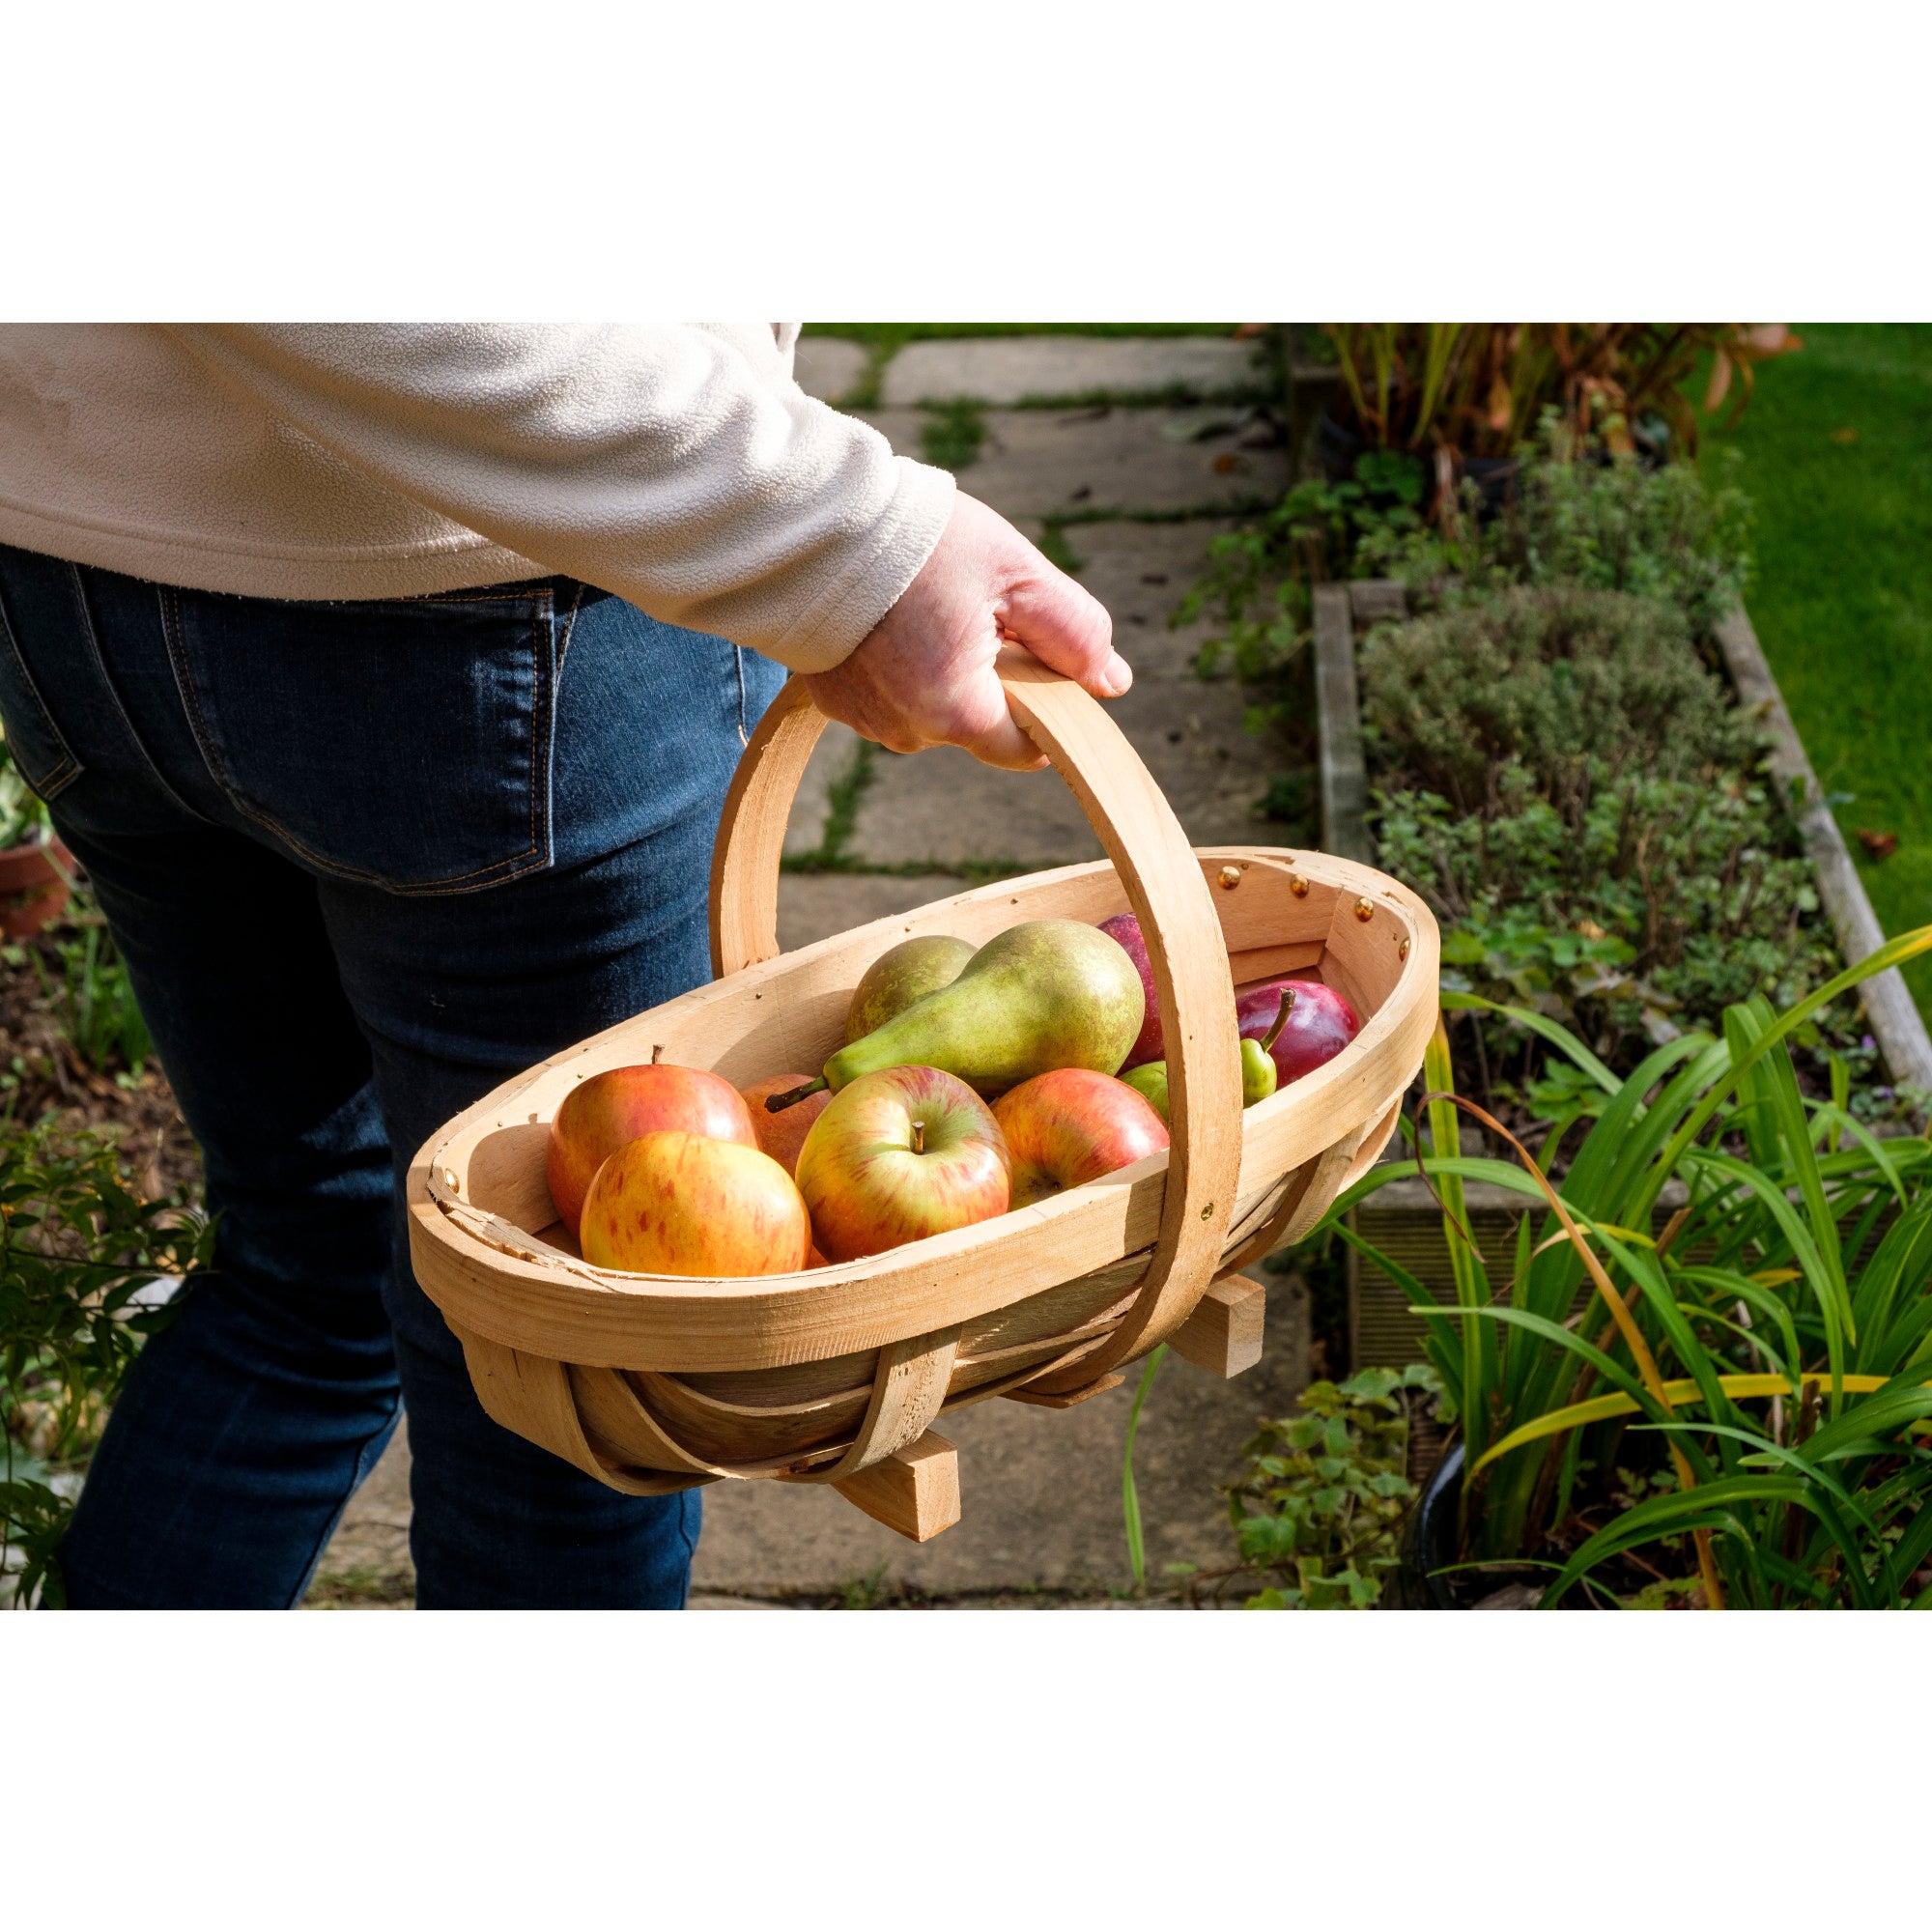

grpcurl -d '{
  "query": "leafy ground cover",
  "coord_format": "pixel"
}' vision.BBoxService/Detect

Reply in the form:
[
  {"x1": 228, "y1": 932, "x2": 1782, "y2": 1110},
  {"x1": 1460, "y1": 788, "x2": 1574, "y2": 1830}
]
[{"x1": 1695, "y1": 325, "x2": 1932, "y2": 1018}]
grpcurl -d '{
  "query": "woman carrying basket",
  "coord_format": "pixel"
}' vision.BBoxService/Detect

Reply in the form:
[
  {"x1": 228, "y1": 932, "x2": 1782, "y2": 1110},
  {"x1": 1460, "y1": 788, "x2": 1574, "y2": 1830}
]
[{"x1": 0, "y1": 325, "x2": 1127, "y2": 1608}]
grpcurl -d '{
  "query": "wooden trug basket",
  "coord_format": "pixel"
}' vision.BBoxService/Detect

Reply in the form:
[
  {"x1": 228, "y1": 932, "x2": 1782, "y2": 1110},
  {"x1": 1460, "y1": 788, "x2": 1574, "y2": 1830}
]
[{"x1": 408, "y1": 663, "x2": 1438, "y2": 1542}]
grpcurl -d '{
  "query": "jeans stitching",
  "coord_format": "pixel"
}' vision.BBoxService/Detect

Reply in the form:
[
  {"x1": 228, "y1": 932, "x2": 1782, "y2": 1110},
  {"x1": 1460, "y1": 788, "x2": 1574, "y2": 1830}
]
[
  {"x1": 158, "y1": 583, "x2": 554, "y2": 895},
  {"x1": 0, "y1": 579, "x2": 83, "y2": 801},
  {"x1": 66, "y1": 563, "x2": 208, "y2": 823}
]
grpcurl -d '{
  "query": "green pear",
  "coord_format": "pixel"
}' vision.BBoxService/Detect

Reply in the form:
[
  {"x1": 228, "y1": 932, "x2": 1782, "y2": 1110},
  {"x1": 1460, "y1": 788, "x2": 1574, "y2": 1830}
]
[
  {"x1": 845, "y1": 934, "x2": 975, "y2": 1043},
  {"x1": 1121, "y1": 1061, "x2": 1170, "y2": 1124},
  {"x1": 821, "y1": 919, "x2": 1145, "y2": 1100}
]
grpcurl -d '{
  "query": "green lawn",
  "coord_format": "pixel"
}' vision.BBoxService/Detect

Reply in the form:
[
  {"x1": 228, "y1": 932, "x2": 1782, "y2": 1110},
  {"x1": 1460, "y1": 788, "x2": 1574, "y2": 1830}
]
[{"x1": 1700, "y1": 326, "x2": 1932, "y2": 1016}]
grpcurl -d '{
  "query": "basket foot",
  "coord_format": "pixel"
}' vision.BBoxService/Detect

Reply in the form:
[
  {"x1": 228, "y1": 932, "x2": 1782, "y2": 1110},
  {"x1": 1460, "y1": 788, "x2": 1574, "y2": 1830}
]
[
  {"x1": 1168, "y1": 1272, "x2": 1266, "y2": 1379},
  {"x1": 833, "y1": 1432, "x2": 960, "y2": 1543}
]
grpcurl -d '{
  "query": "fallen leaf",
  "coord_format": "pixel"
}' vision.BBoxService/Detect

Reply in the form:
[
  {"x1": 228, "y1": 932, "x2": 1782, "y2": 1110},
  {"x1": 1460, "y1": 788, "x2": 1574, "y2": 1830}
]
[
  {"x1": 1211, "y1": 452, "x2": 1245, "y2": 474},
  {"x1": 1576, "y1": 919, "x2": 1608, "y2": 941},
  {"x1": 1858, "y1": 828, "x2": 1899, "y2": 861},
  {"x1": 1832, "y1": 426, "x2": 1860, "y2": 444}
]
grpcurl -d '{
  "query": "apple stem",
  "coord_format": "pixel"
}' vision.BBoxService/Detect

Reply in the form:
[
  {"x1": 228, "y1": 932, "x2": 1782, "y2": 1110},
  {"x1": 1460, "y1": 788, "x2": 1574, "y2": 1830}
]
[
  {"x1": 651, "y1": 1043, "x2": 664, "y2": 1065},
  {"x1": 912, "y1": 1121, "x2": 925, "y2": 1155},
  {"x1": 765, "y1": 1077, "x2": 827, "y2": 1114},
  {"x1": 1259, "y1": 986, "x2": 1296, "y2": 1055}
]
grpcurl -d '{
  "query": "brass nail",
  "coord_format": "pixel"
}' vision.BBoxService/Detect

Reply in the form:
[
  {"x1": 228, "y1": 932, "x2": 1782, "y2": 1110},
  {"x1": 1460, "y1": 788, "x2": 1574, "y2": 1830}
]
[
  {"x1": 1399, "y1": 937, "x2": 1411, "y2": 959},
  {"x1": 1218, "y1": 864, "x2": 1242, "y2": 890},
  {"x1": 1289, "y1": 874, "x2": 1309, "y2": 897},
  {"x1": 1354, "y1": 898, "x2": 1374, "y2": 922},
  {"x1": 443, "y1": 1170, "x2": 459, "y2": 1192},
  {"x1": 1200, "y1": 1202, "x2": 1215, "y2": 1220}
]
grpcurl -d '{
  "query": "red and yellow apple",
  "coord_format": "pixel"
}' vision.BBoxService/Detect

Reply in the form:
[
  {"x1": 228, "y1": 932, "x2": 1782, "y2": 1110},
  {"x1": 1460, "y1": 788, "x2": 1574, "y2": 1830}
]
[
  {"x1": 795, "y1": 1065, "x2": 1010, "y2": 1262},
  {"x1": 740, "y1": 1071, "x2": 832, "y2": 1178},
  {"x1": 547, "y1": 1063, "x2": 757, "y2": 1236},
  {"x1": 579, "y1": 1129, "x2": 810, "y2": 1277},
  {"x1": 992, "y1": 1067, "x2": 1170, "y2": 1208}
]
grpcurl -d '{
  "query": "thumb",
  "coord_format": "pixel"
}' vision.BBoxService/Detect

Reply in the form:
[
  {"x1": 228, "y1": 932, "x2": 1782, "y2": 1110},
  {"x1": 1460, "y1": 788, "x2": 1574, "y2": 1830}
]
[{"x1": 997, "y1": 564, "x2": 1132, "y2": 699}]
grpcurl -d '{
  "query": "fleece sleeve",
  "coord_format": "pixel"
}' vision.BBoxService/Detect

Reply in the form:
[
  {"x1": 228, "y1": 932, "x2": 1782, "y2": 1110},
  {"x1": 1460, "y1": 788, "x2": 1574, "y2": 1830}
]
[{"x1": 164, "y1": 324, "x2": 954, "y2": 673}]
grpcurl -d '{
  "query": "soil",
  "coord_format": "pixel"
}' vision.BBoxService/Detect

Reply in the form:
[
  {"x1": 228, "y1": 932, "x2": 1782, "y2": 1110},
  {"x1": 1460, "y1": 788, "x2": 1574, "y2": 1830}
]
[{"x1": 0, "y1": 923, "x2": 203, "y2": 1201}]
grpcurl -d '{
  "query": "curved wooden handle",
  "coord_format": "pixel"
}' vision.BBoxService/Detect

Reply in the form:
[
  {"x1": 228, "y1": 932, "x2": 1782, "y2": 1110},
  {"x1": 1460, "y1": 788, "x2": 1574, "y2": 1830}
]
[{"x1": 708, "y1": 662, "x2": 1243, "y2": 1376}]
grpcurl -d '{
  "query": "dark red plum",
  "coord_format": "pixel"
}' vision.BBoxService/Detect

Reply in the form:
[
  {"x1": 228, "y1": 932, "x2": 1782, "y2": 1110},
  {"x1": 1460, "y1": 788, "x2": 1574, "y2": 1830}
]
[
  {"x1": 1236, "y1": 977, "x2": 1359, "y2": 1085},
  {"x1": 1096, "y1": 912, "x2": 1163, "y2": 1068}
]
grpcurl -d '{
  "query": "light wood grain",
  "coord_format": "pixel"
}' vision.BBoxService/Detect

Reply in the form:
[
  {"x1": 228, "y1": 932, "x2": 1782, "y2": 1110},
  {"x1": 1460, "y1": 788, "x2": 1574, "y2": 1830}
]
[
  {"x1": 830, "y1": 1433, "x2": 960, "y2": 1542},
  {"x1": 1168, "y1": 1273, "x2": 1267, "y2": 1379}
]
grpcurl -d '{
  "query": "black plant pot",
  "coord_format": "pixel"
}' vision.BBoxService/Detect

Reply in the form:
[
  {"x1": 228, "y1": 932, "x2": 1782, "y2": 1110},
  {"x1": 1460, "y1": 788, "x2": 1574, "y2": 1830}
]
[{"x1": 1382, "y1": 1442, "x2": 1463, "y2": 1609}]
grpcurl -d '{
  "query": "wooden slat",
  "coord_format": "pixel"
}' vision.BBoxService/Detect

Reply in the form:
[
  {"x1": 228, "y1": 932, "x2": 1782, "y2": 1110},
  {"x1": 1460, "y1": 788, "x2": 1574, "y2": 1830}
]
[
  {"x1": 1004, "y1": 1373, "x2": 1126, "y2": 1409},
  {"x1": 1715, "y1": 608, "x2": 1932, "y2": 1092}
]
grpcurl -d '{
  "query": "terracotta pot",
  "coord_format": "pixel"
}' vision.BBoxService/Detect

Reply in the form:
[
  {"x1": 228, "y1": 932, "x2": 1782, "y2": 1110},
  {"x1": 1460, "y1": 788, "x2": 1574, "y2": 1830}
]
[{"x1": 0, "y1": 838, "x2": 71, "y2": 939}]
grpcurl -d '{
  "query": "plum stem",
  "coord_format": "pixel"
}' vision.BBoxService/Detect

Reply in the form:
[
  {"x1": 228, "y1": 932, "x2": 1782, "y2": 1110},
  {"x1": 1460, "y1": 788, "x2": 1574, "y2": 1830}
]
[
  {"x1": 911, "y1": 1121, "x2": 926, "y2": 1155},
  {"x1": 1259, "y1": 986, "x2": 1296, "y2": 1055},
  {"x1": 765, "y1": 1077, "x2": 827, "y2": 1113}
]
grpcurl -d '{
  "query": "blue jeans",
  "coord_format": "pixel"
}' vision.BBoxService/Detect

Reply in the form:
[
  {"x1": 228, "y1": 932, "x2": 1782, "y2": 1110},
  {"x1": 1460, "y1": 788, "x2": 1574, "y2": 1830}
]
[{"x1": 0, "y1": 543, "x2": 786, "y2": 1607}]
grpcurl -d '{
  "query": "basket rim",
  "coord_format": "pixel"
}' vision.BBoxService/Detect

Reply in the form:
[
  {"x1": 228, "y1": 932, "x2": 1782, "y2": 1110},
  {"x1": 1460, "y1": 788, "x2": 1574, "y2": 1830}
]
[{"x1": 407, "y1": 844, "x2": 1438, "y2": 1372}]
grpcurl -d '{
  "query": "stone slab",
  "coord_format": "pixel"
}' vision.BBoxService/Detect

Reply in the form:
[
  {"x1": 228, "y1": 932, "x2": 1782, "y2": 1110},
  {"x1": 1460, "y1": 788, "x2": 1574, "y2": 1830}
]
[
  {"x1": 881, "y1": 336, "x2": 1264, "y2": 407},
  {"x1": 856, "y1": 406, "x2": 1288, "y2": 523},
  {"x1": 1055, "y1": 519, "x2": 1290, "y2": 848},
  {"x1": 782, "y1": 720, "x2": 863, "y2": 858},
  {"x1": 832, "y1": 523, "x2": 1289, "y2": 869},
  {"x1": 792, "y1": 335, "x2": 868, "y2": 405},
  {"x1": 776, "y1": 870, "x2": 967, "y2": 952},
  {"x1": 691, "y1": 1269, "x2": 1308, "y2": 1595},
  {"x1": 851, "y1": 746, "x2": 1104, "y2": 869}
]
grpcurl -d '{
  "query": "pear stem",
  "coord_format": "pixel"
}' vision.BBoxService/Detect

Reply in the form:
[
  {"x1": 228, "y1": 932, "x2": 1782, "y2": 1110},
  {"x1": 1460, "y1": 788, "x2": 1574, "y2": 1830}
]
[
  {"x1": 1258, "y1": 986, "x2": 1296, "y2": 1056},
  {"x1": 765, "y1": 1077, "x2": 827, "y2": 1114},
  {"x1": 911, "y1": 1121, "x2": 926, "y2": 1155}
]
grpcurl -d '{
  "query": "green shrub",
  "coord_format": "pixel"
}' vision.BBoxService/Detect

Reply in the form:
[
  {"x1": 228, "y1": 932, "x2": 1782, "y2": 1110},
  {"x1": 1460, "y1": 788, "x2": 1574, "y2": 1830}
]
[
  {"x1": 1359, "y1": 585, "x2": 1847, "y2": 1072},
  {"x1": 1363, "y1": 428, "x2": 1754, "y2": 643}
]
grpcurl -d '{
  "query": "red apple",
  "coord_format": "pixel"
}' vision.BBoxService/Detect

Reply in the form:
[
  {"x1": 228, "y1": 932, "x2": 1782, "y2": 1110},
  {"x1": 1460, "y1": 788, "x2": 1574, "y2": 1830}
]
[
  {"x1": 795, "y1": 1065, "x2": 1010, "y2": 1262},
  {"x1": 1236, "y1": 977, "x2": 1360, "y2": 1085},
  {"x1": 993, "y1": 1067, "x2": 1170, "y2": 1208},
  {"x1": 1097, "y1": 912, "x2": 1162, "y2": 1068},
  {"x1": 580, "y1": 1130, "x2": 810, "y2": 1277},
  {"x1": 740, "y1": 1072, "x2": 832, "y2": 1178},
  {"x1": 547, "y1": 1063, "x2": 757, "y2": 1236}
]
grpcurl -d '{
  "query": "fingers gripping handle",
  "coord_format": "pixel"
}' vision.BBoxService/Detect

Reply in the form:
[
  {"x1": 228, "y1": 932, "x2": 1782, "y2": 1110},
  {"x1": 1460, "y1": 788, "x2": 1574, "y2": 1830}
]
[{"x1": 706, "y1": 666, "x2": 1243, "y2": 1370}]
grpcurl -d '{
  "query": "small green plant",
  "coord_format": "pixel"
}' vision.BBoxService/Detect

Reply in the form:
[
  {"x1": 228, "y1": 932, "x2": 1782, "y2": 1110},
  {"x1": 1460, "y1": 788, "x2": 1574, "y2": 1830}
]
[
  {"x1": 2, "y1": 1122, "x2": 214, "y2": 1606},
  {"x1": 1222, "y1": 1365, "x2": 1440, "y2": 1608},
  {"x1": 1120, "y1": 1344, "x2": 1166, "y2": 1590},
  {"x1": 36, "y1": 923, "x2": 155, "y2": 1077}
]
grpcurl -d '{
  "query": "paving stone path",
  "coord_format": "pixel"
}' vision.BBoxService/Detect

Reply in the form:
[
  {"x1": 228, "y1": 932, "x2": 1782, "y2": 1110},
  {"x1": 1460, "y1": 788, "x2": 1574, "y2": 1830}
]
[{"x1": 310, "y1": 330, "x2": 1308, "y2": 1609}]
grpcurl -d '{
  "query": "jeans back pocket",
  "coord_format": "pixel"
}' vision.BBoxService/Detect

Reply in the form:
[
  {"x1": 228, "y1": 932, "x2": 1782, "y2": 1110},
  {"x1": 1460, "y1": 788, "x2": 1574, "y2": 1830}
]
[
  {"x1": 0, "y1": 568, "x2": 84, "y2": 804},
  {"x1": 160, "y1": 583, "x2": 561, "y2": 895}
]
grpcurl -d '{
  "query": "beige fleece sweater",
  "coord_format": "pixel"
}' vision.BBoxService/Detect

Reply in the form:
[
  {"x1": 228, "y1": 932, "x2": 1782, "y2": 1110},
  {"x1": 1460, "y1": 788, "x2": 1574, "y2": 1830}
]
[{"x1": 0, "y1": 324, "x2": 953, "y2": 674}]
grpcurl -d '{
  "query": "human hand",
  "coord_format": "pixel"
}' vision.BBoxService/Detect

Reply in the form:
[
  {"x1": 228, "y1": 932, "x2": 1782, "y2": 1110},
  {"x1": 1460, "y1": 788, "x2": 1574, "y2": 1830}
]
[{"x1": 801, "y1": 491, "x2": 1130, "y2": 772}]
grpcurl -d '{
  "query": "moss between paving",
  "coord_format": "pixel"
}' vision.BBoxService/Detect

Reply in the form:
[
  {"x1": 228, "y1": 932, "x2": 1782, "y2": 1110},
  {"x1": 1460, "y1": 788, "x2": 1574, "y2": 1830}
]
[{"x1": 1699, "y1": 325, "x2": 1932, "y2": 1015}]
